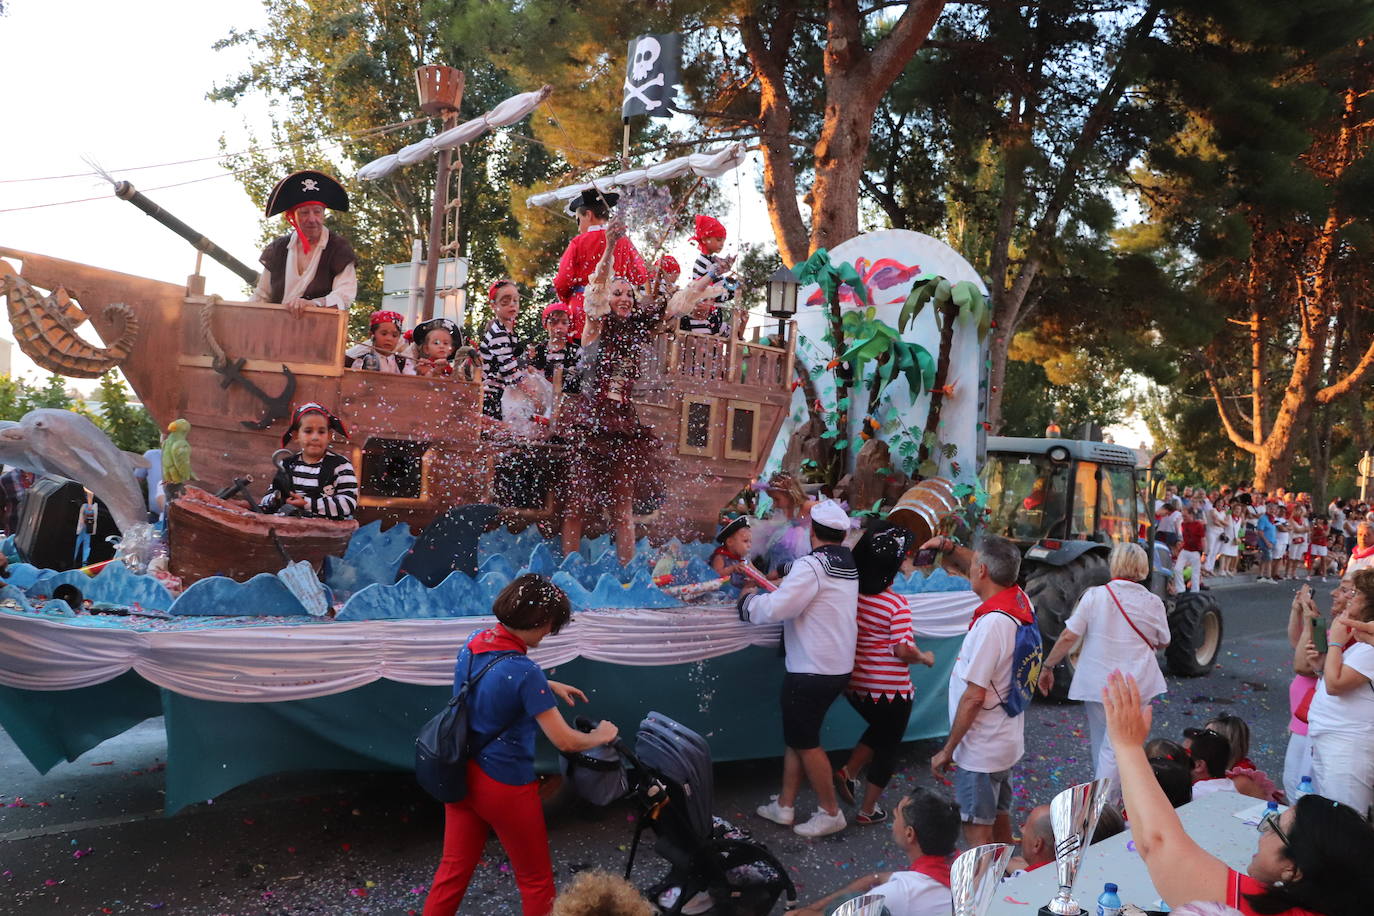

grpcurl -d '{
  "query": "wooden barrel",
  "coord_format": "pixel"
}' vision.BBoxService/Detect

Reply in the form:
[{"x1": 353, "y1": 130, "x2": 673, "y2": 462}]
[{"x1": 886, "y1": 478, "x2": 959, "y2": 545}]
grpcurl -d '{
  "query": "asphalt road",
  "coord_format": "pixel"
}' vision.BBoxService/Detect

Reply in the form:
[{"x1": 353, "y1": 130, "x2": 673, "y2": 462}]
[{"x1": 0, "y1": 575, "x2": 1313, "y2": 915}]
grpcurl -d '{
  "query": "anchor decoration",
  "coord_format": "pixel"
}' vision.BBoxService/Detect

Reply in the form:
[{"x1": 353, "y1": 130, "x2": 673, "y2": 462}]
[
  {"x1": 200, "y1": 296, "x2": 297, "y2": 430},
  {"x1": 212, "y1": 356, "x2": 297, "y2": 431}
]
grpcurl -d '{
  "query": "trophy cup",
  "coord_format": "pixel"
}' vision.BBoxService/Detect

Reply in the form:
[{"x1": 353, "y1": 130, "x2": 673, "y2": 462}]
[
  {"x1": 951, "y1": 843, "x2": 1016, "y2": 916},
  {"x1": 1039, "y1": 777, "x2": 1114, "y2": 916},
  {"x1": 830, "y1": 894, "x2": 887, "y2": 916}
]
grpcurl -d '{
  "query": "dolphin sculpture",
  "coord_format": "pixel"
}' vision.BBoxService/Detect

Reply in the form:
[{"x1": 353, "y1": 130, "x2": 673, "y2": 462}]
[{"x1": 0, "y1": 409, "x2": 150, "y2": 536}]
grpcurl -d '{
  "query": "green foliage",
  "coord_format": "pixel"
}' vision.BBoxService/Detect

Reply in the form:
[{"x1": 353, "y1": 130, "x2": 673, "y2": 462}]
[
  {"x1": 93, "y1": 372, "x2": 162, "y2": 453},
  {"x1": 997, "y1": 359, "x2": 1129, "y2": 440}
]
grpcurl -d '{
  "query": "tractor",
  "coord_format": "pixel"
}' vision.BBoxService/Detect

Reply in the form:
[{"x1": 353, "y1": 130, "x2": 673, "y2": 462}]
[{"x1": 979, "y1": 436, "x2": 1224, "y2": 697}]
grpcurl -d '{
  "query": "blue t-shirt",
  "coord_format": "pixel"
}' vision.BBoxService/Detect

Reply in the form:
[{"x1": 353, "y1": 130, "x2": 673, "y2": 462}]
[
  {"x1": 452, "y1": 644, "x2": 556, "y2": 786},
  {"x1": 1257, "y1": 514, "x2": 1277, "y2": 546}
]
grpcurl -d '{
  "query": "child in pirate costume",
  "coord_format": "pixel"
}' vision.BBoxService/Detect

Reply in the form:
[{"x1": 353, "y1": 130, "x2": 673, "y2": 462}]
[
  {"x1": 260, "y1": 403, "x2": 358, "y2": 520},
  {"x1": 683, "y1": 214, "x2": 736, "y2": 336},
  {"x1": 404, "y1": 318, "x2": 461, "y2": 378},
  {"x1": 344, "y1": 310, "x2": 407, "y2": 372},
  {"x1": 552, "y1": 187, "x2": 648, "y2": 341},
  {"x1": 710, "y1": 516, "x2": 753, "y2": 587},
  {"x1": 528, "y1": 302, "x2": 582, "y2": 394},
  {"x1": 479, "y1": 280, "x2": 526, "y2": 418},
  {"x1": 251, "y1": 170, "x2": 357, "y2": 318}
]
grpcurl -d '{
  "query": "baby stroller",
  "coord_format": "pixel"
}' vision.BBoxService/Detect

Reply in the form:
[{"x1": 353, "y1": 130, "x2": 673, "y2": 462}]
[{"x1": 565, "y1": 711, "x2": 797, "y2": 915}]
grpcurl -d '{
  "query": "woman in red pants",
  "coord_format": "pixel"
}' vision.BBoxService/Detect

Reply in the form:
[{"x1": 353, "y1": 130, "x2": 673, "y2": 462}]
[{"x1": 423, "y1": 575, "x2": 619, "y2": 916}]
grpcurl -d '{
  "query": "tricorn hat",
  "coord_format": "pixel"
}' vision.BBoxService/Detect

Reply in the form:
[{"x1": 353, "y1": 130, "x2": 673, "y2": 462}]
[
  {"x1": 715, "y1": 516, "x2": 749, "y2": 544},
  {"x1": 265, "y1": 170, "x2": 350, "y2": 217},
  {"x1": 412, "y1": 317, "x2": 461, "y2": 354},
  {"x1": 565, "y1": 186, "x2": 620, "y2": 217}
]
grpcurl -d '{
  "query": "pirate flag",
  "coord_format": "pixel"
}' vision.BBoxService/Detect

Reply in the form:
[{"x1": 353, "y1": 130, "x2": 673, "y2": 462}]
[{"x1": 622, "y1": 33, "x2": 680, "y2": 119}]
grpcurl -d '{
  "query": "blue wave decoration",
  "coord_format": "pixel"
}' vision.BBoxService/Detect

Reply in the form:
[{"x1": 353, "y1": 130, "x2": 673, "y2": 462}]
[
  {"x1": 8, "y1": 562, "x2": 55, "y2": 591},
  {"x1": 28, "y1": 562, "x2": 175, "y2": 610},
  {"x1": 322, "y1": 520, "x2": 416, "y2": 595},
  {"x1": 170, "y1": 573, "x2": 308, "y2": 616}
]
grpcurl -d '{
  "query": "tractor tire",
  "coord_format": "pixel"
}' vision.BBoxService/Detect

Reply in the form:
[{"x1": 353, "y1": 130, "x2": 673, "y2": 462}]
[
  {"x1": 1166, "y1": 591, "x2": 1224, "y2": 677},
  {"x1": 1023, "y1": 551, "x2": 1110, "y2": 702}
]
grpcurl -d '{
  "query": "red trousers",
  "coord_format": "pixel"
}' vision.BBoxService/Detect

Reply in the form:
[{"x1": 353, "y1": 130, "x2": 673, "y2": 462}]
[{"x1": 422, "y1": 761, "x2": 555, "y2": 916}]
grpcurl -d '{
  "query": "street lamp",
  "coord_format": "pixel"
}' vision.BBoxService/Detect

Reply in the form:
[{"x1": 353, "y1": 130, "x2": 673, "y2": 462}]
[{"x1": 766, "y1": 265, "x2": 800, "y2": 343}]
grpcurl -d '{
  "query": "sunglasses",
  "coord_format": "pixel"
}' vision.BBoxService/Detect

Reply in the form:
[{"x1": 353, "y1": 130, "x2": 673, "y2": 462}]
[{"x1": 1258, "y1": 809, "x2": 1290, "y2": 848}]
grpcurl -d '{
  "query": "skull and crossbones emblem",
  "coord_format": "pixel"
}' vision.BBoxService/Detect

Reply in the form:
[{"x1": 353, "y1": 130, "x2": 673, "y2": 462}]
[
  {"x1": 301, "y1": 178, "x2": 320, "y2": 192},
  {"x1": 624, "y1": 36, "x2": 665, "y2": 111}
]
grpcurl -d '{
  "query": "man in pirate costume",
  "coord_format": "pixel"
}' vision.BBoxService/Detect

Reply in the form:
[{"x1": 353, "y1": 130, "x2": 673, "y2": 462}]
[
  {"x1": 552, "y1": 187, "x2": 647, "y2": 341},
  {"x1": 260, "y1": 402, "x2": 358, "y2": 520},
  {"x1": 252, "y1": 170, "x2": 358, "y2": 319}
]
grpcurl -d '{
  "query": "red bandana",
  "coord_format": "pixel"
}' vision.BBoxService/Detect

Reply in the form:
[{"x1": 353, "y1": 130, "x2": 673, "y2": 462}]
[
  {"x1": 1353, "y1": 544, "x2": 1374, "y2": 561},
  {"x1": 469, "y1": 625, "x2": 529, "y2": 655},
  {"x1": 970, "y1": 585, "x2": 1035, "y2": 629},
  {"x1": 909, "y1": 854, "x2": 954, "y2": 888}
]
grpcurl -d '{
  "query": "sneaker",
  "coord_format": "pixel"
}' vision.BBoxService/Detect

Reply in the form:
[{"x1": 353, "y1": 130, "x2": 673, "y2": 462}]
[
  {"x1": 793, "y1": 808, "x2": 847, "y2": 837},
  {"x1": 658, "y1": 887, "x2": 713, "y2": 915},
  {"x1": 856, "y1": 805, "x2": 887, "y2": 826},
  {"x1": 756, "y1": 796, "x2": 795, "y2": 826},
  {"x1": 834, "y1": 768, "x2": 860, "y2": 807}
]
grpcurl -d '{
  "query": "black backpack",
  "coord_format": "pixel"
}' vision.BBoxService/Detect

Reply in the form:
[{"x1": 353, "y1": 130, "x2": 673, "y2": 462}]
[{"x1": 415, "y1": 650, "x2": 518, "y2": 803}]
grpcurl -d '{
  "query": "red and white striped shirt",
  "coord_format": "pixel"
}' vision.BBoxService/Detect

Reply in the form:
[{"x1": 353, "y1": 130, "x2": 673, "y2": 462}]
[{"x1": 848, "y1": 590, "x2": 916, "y2": 699}]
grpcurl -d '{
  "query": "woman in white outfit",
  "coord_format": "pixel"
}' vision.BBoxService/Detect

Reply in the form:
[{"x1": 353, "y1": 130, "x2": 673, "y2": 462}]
[
  {"x1": 1038, "y1": 542, "x2": 1170, "y2": 790},
  {"x1": 1219, "y1": 503, "x2": 1242, "y2": 576},
  {"x1": 1306, "y1": 569, "x2": 1374, "y2": 821},
  {"x1": 1203, "y1": 498, "x2": 1228, "y2": 576}
]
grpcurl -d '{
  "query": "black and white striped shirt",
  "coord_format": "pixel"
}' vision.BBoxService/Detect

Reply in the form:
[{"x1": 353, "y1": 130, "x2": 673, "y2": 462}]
[
  {"x1": 679, "y1": 311, "x2": 725, "y2": 336},
  {"x1": 260, "y1": 451, "x2": 358, "y2": 520},
  {"x1": 479, "y1": 319, "x2": 522, "y2": 396}
]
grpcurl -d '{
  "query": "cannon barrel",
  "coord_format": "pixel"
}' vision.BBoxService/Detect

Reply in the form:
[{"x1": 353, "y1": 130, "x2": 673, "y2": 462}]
[{"x1": 113, "y1": 181, "x2": 260, "y2": 286}]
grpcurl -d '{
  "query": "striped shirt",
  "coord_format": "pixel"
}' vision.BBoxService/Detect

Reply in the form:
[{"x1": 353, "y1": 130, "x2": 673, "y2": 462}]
[
  {"x1": 848, "y1": 589, "x2": 916, "y2": 699},
  {"x1": 479, "y1": 319, "x2": 522, "y2": 396},
  {"x1": 260, "y1": 451, "x2": 358, "y2": 520},
  {"x1": 679, "y1": 310, "x2": 724, "y2": 336}
]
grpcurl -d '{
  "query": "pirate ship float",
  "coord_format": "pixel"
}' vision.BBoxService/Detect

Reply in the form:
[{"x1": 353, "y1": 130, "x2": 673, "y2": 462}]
[{"x1": 0, "y1": 77, "x2": 795, "y2": 582}]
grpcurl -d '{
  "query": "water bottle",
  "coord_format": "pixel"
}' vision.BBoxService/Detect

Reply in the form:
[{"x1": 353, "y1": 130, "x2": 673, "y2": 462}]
[
  {"x1": 1295, "y1": 776, "x2": 1312, "y2": 800},
  {"x1": 1096, "y1": 883, "x2": 1122, "y2": 916}
]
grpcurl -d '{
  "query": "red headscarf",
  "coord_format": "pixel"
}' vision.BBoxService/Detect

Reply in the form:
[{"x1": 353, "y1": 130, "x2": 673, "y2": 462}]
[
  {"x1": 369, "y1": 310, "x2": 404, "y2": 330},
  {"x1": 541, "y1": 301, "x2": 570, "y2": 323},
  {"x1": 691, "y1": 214, "x2": 727, "y2": 251},
  {"x1": 658, "y1": 255, "x2": 680, "y2": 275},
  {"x1": 285, "y1": 201, "x2": 326, "y2": 255},
  {"x1": 489, "y1": 279, "x2": 516, "y2": 302}
]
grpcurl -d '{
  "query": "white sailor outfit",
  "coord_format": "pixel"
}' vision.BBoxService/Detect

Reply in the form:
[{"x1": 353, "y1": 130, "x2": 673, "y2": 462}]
[{"x1": 739, "y1": 544, "x2": 860, "y2": 676}]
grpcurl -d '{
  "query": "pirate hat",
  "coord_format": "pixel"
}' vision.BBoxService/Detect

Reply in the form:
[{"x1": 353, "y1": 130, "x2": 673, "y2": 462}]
[
  {"x1": 565, "y1": 186, "x2": 620, "y2": 217},
  {"x1": 282, "y1": 401, "x2": 349, "y2": 448},
  {"x1": 264, "y1": 170, "x2": 350, "y2": 217},
  {"x1": 412, "y1": 317, "x2": 461, "y2": 353},
  {"x1": 715, "y1": 516, "x2": 749, "y2": 544}
]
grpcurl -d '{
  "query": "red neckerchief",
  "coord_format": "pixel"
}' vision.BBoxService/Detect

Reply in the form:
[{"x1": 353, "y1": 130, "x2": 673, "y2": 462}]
[
  {"x1": 909, "y1": 854, "x2": 954, "y2": 888},
  {"x1": 711, "y1": 546, "x2": 742, "y2": 562},
  {"x1": 1353, "y1": 544, "x2": 1374, "y2": 561},
  {"x1": 469, "y1": 625, "x2": 529, "y2": 655},
  {"x1": 970, "y1": 585, "x2": 1035, "y2": 628}
]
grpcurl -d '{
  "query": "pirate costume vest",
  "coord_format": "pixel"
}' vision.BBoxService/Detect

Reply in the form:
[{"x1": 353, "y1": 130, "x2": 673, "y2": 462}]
[{"x1": 260, "y1": 232, "x2": 357, "y2": 304}]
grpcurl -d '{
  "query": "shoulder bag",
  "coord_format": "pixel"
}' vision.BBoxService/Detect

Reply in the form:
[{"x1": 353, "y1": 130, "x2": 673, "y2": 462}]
[
  {"x1": 415, "y1": 650, "x2": 519, "y2": 803},
  {"x1": 1105, "y1": 583, "x2": 1158, "y2": 650}
]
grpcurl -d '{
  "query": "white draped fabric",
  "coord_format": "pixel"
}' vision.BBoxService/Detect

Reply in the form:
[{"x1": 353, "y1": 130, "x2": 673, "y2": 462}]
[
  {"x1": 355, "y1": 86, "x2": 552, "y2": 181},
  {"x1": 524, "y1": 143, "x2": 748, "y2": 210},
  {"x1": 0, "y1": 593, "x2": 978, "y2": 703}
]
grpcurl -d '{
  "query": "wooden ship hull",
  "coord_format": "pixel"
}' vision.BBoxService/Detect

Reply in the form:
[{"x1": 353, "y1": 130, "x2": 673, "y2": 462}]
[
  {"x1": 0, "y1": 248, "x2": 794, "y2": 550},
  {"x1": 168, "y1": 486, "x2": 358, "y2": 584}
]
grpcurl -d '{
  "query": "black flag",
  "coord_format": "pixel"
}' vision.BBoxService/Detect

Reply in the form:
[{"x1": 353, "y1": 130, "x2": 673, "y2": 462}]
[{"x1": 623, "y1": 33, "x2": 680, "y2": 119}]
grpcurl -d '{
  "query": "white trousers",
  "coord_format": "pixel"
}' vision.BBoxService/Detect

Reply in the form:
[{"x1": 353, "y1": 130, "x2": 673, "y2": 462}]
[
  {"x1": 1173, "y1": 550, "x2": 1202, "y2": 592},
  {"x1": 1085, "y1": 700, "x2": 1150, "y2": 799},
  {"x1": 1282, "y1": 730, "x2": 1315, "y2": 802},
  {"x1": 1204, "y1": 531, "x2": 1222, "y2": 572},
  {"x1": 1310, "y1": 730, "x2": 1374, "y2": 820}
]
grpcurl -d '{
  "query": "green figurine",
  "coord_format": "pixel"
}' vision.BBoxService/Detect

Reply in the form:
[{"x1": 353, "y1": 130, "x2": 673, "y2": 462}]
[{"x1": 161, "y1": 418, "x2": 194, "y2": 502}]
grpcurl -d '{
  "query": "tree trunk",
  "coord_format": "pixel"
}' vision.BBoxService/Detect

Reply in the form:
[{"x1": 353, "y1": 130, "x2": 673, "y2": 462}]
[{"x1": 810, "y1": 104, "x2": 874, "y2": 251}]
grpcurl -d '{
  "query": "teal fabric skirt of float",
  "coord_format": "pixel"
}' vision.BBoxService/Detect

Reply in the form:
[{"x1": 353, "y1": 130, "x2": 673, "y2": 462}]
[{"x1": 0, "y1": 601, "x2": 976, "y2": 813}]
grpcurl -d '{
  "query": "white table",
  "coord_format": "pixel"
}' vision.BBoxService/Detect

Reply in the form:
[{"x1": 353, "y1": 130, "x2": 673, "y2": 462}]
[{"x1": 988, "y1": 792, "x2": 1264, "y2": 915}]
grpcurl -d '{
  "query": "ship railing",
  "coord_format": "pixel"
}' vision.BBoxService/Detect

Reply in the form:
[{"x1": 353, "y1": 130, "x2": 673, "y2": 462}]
[{"x1": 658, "y1": 320, "x2": 795, "y2": 391}]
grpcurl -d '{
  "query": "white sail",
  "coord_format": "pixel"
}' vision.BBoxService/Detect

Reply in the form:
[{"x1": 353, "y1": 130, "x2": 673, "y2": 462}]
[{"x1": 525, "y1": 142, "x2": 747, "y2": 209}]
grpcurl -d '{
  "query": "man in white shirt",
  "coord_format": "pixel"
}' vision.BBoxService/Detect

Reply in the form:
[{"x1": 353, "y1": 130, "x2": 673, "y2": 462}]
[
  {"x1": 251, "y1": 170, "x2": 357, "y2": 318},
  {"x1": 740, "y1": 499, "x2": 859, "y2": 838},
  {"x1": 921, "y1": 534, "x2": 1032, "y2": 847},
  {"x1": 1346, "y1": 522, "x2": 1374, "y2": 579},
  {"x1": 788, "y1": 788, "x2": 960, "y2": 916},
  {"x1": 1182, "y1": 728, "x2": 1237, "y2": 799}
]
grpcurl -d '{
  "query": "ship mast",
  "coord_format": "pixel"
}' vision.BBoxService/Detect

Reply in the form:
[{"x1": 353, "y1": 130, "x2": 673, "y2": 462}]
[{"x1": 415, "y1": 65, "x2": 465, "y2": 322}]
